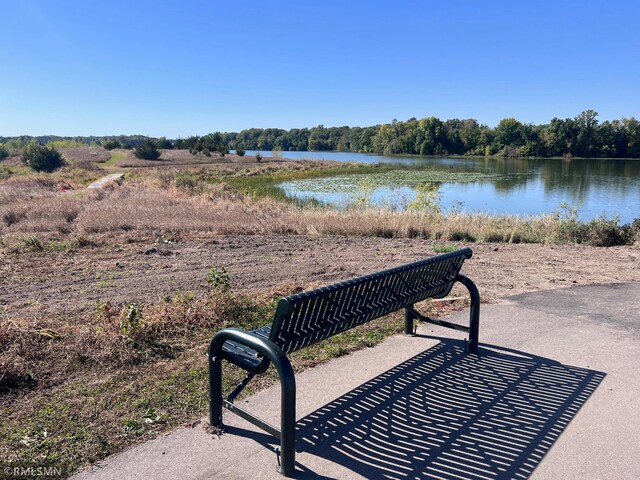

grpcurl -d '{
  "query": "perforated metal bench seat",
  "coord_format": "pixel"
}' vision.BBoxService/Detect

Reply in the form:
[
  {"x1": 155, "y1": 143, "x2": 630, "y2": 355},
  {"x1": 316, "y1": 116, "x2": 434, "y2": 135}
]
[
  {"x1": 209, "y1": 248, "x2": 480, "y2": 477},
  {"x1": 221, "y1": 325, "x2": 271, "y2": 370}
]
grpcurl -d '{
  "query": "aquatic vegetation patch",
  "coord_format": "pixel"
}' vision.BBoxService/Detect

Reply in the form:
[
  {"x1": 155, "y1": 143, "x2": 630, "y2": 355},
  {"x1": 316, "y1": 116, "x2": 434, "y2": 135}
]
[{"x1": 280, "y1": 169, "x2": 497, "y2": 195}]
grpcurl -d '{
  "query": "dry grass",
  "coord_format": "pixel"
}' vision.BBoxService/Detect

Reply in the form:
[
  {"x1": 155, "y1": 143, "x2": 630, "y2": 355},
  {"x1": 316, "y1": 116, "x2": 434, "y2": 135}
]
[
  {"x1": 0, "y1": 279, "x2": 434, "y2": 475},
  {"x1": 0, "y1": 286, "x2": 275, "y2": 471},
  {"x1": 118, "y1": 150, "x2": 249, "y2": 168},
  {"x1": 0, "y1": 176, "x2": 61, "y2": 203},
  {"x1": 0, "y1": 288, "x2": 272, "y2": 394},
  {"x1": 2, "y1": 166, "x2": 638, "y2": 249},
  {"x1": 58, "y1": 147, "x2": 111, "y2": 165}
]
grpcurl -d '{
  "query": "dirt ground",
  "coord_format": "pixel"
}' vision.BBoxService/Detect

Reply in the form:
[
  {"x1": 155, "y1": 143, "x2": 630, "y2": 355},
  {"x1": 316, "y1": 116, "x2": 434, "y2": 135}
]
[{"x1": 2, "y1": 234, "x2": 639, "y2": 321}]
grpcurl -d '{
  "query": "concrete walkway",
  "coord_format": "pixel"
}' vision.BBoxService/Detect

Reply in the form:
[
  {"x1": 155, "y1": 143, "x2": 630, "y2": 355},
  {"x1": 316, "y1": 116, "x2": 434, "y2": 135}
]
[
  {"x1": 86, "y1": 173, "x2": 125, "y2": 189},
  {"x1": 74, "y1": 283, "x2": 640, "y2": 480}
]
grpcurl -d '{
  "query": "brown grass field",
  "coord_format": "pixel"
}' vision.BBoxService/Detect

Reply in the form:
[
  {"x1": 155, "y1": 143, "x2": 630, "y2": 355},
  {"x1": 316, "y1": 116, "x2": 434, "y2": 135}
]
[{"x1": 1, "y1": 147, "x2": 639, "y2": 475}]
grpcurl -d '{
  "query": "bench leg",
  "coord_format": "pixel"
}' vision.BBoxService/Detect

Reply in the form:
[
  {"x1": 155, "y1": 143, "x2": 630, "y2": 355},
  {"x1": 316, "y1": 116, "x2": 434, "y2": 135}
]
[
  {"x1": 456, "y1": 274, "x2": 480, "y2": 354},
  {"x1": 209, "y1": 352, "x2": 224, "y2": 429},
  {"x1": 404, "y1": 306, "x2": 416, "y2": 334},
  {"x1": 275, "y1": 357, "x2": 296, "y2": 477}
]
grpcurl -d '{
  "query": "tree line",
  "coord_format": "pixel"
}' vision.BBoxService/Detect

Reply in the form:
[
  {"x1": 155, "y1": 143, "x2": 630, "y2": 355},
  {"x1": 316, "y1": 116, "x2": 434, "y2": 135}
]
[
  {"x1": 2, "y1": 110, "x2": 639, "y2": 158},
  {"x1": 227, "y1": 110, "x2": 640, "y2": 158}
]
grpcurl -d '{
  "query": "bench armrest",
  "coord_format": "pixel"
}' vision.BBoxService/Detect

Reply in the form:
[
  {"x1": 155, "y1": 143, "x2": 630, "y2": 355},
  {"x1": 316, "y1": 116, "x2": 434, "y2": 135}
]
[
  {"x1": 209, "y1": 328, "x2": 297, "y2": 476},
  {"x1": 209, "y1": 327, "x2": 285, "y2": 367},
  {"x1": 209, "y1": 327, "x2": 271, "y2": 373}
]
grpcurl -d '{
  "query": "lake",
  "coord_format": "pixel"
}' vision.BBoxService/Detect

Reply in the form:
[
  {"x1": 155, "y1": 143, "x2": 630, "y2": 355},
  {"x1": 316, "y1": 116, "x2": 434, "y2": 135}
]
[{"x1": 242, "y1": 150, "x2": 640, "y2": 223}]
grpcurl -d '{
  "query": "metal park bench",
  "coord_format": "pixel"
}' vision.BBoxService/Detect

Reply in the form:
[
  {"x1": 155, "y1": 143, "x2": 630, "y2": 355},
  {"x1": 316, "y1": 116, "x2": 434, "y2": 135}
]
[{"x1": 208, "y1": 247, "x2": 480, "y2": 477}]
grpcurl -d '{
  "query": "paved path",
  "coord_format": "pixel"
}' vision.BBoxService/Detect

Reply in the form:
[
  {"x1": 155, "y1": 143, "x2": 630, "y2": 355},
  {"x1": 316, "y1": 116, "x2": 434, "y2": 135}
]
[
  {"x1": 74, "y1": 283, "x2": 640, "y2": 480},
  {"x1": 86, "y1": 173, "x2": 125, "y2": 189}
]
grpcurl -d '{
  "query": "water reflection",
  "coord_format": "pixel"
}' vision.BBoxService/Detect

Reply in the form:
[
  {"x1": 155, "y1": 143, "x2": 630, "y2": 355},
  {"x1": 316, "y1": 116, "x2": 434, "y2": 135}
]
[{"x1": 251, "y1": 151, "x2": 640, "y2": 222}]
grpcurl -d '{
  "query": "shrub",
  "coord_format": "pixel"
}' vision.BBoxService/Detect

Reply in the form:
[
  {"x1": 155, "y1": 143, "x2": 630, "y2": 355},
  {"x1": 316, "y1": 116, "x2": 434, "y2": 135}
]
[
  {"x1": 21, "y1": 141, "x2": 64, "y2": 172},
  {"x1": 408, "y1": 183, "x2": 442, "y2": 215},
  {"x1": 235, "y1": 147, "x2": 245, "y2": 156},
  {"x1": 174, "y1": 171, "x2": 201, "y2": 192},
  {"x1": 0, "y1": 143, "x2": 9, "y2": 160},
  {"x1": 255, "y1": 152, "x2": 262, "y2": 162},
  {"x1": 134, "y1": 138, "x2": 161, "y2": 160},
  {"x1": 585, "y1": 215, "x2": 629, "y2": 247},
  {"x1": 102, "y1": 139, "x2": 121, "y2": 150},
  {"x1": 120, "y1": 303, "x2": 143, "y2": 335}
]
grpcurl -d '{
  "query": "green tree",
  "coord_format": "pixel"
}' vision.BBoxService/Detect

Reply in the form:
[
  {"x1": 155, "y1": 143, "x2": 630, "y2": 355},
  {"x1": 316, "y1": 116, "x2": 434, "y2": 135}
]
[
  {"x1": 573, "y1": 110, "x2": 599, "y2": 157},
  {"x1": 459, "y1": 119, "x2": 483, "y2": 154},
  {"x1": 156, "y1": 137, "x2": 173, "y2": 149},
  {"x1": 134, "y1": 138, "x2": 161, "y2": 160},
  {"x1": 308, "y1": 125, "x2": 332, "y2": 150},
  {"x1": 599, "y1": 120, "x2": 628, "y2": 157},
  {"x1": 22, "y1": 141, "x2": 64, "y2": 172},
  {"x1": 623, "y1": 117, "x2": 640, "y2": 157},
  {"x1": 416, "y1": 117, "x2": 444, "y2": 155},
  {"x1": 493, "y1": 118, "x2": 525, "y2": 155},
  {"x1": 102, "y1": 138, "x2": 121, "y2": 150}
]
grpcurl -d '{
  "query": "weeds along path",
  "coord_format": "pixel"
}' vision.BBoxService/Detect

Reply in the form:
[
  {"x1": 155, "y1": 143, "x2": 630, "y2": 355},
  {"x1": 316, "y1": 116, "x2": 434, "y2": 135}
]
[{"x1": 2, "y1": 234, "x2": 639, "y2": 321}]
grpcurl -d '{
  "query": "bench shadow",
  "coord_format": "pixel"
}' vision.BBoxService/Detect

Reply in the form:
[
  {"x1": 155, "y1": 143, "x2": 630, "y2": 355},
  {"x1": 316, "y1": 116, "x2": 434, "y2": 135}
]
[
  {"x1": 225, "y1": 338, "x2": 605, "y2": 479},
  {"x1": 296, "y1": 338, "x2": 605, "y2": 479}
]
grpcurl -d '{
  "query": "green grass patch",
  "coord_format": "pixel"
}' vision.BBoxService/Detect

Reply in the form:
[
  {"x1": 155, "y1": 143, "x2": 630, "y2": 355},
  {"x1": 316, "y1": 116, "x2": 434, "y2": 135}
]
[
  {"x1": 432, "y1": 245, "x2": 458, "y2": 254},
  {"x1": 8, "y1": 238, "x2": 82, "y2": 254},
  {"x1": 0, "y1": 164, "x2": 32, "y2": 179},
  {"x1": 99, "y1": 151, "x2": 127, "y2": 166}
]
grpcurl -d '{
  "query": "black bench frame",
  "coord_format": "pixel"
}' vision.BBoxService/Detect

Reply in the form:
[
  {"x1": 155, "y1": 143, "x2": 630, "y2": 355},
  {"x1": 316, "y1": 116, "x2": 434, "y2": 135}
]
[{"x1": 208, "y1": 248, "x2": 480, "y2": 477}]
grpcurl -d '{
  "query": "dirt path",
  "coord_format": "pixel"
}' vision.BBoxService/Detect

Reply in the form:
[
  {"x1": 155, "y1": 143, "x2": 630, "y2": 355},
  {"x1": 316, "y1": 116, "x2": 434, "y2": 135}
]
[{"x1": 2, "y1": 235, "x2": 639, "y2": 320}]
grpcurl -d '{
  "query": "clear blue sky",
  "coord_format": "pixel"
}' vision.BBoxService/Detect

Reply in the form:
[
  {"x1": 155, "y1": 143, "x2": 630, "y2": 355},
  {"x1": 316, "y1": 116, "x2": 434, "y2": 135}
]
[{"x1": 1, "y1": 0, "x2": 639, "y2": 137}]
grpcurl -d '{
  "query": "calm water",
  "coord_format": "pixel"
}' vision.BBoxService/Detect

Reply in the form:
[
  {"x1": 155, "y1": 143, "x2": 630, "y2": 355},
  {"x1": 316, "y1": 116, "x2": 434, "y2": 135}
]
[{"x1": 243, "y1": 150, "x2": 640, "y2": 223}]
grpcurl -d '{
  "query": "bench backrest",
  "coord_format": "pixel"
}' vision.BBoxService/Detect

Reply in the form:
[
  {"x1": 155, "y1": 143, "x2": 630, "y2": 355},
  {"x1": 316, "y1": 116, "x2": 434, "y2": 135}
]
[{"x1": 269, "y1": 248, "x2": 472, "y2": 354}]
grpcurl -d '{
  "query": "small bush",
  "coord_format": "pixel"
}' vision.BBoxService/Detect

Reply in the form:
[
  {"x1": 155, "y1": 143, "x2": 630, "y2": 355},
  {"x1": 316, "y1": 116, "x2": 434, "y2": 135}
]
[
  {"x1": 255, "y1": 153, "x2": 262, "y2": 162},
  {"x1": 120, "y1": 303, "x2": 143, "y2": 335},
  {"x1": 21, "y1": 236, "x2": 44, "y2": 251},
  {"x1": 448, "y1": 231, "x2": 476, "y2": 242},
  {"x1": 134, "y1": 139, "x2": 161, "y2": 160},
  {"x1": 235, "y1": 147, "x2": 245, "y2": 156},
  {"x1": 0, "y1": 143, "x2": 9, "y2": 160},
  {"x1": 21, "y1": 142, "x2": 65, "y2": 172},
  {"x1": 408, "y1": 183, "x2": 442, "y2": 215},
  {"x1": 585, "y1": 215, "x2": 629, "y2": 247},
  {"x1": 174, "y1": 171, "x2": 202, "y2": 192},
  {"x1": 207, "y1": 267, "x2": 230, "y2": 292}
]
